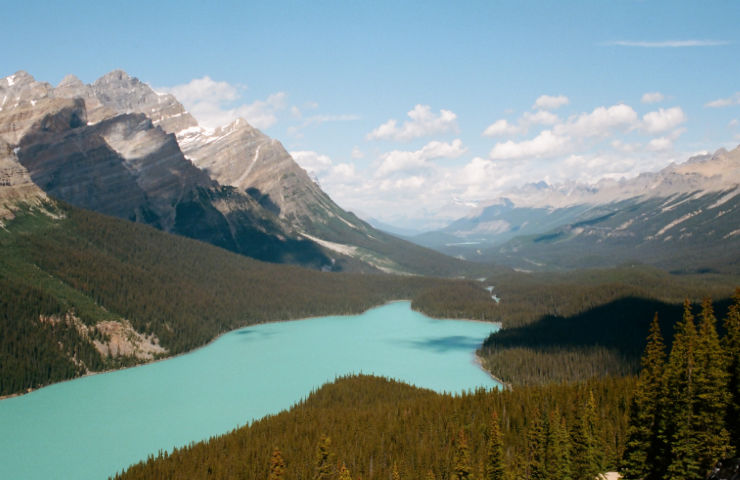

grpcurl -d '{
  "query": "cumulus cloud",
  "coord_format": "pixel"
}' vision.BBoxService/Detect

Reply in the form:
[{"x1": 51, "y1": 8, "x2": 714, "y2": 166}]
[
  {"x1": 482, "y1": 119, "x2": 522, "y2": 137},
  {"x1": 367, "y1": 105, "x2": 458, "y2": 141},
  {"x1": 533, "y1": 94, "x2": 569, "y2": 110},
  {"x1": 554, "y1": 104, "x2": 638, "y2": 138},
  {"x1": 483, "y1": 110, "x2": 557, "y2": 138},
  {"x1": 641, "y1": 107, "x2": 687, "y2": 134},
  {"x1": 376, "y1": 139, "x2": 467, "y2": 177},
  {"x1": 705, "y1": 92, "x2": 740, "y2": 108},
  {"x1": 161, "y1": 76, "x2": 286, "y2": 129},
  {"x1": 489, "y1": 130, "x2": 570, "y2": 160},
  {"x1": 641, "y1": 92, "x2": 665, "y2": 104},
  {"x1": 290, "y1": 150, "x2": 333, "y2": 177},
  {"x1": 522, "y1": 110, "x2": 559, "y2": 125}
]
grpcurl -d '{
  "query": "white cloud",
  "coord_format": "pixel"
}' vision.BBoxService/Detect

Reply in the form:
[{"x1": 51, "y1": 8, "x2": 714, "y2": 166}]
[
  {"x1": 705, "y1": 92, "x2": 740, "y2": 108},
  {"x1": 290, "y1": 150, "x2": 333, "y2": 177},
  {"x1": 164, "y1": 76, "x2": 241, "y2": 105},
  {"x1": 351, "y1": 146, "x2": 364, "y2": 159},
  {"x1": 482, "y1": 111, "x2": 557, "y2": 138},
  {"x1": 604, "y1": 40, "x2": 729, "y2": 48},
  {"x1": 647, "y1": 137, "x2": 673, "y2": 151},
  {"x1": 554, "y1": 104, "x2": 638, "y2": 138},
  {"x1": 161, "y1": 76, "x2": 286, "y2": 129},
  {"x1": 376, "y1": 139, "x2": 466, "y2": 177},
  {"x1": 367, "y1": 105, "x2": 458, "y2": 141},
  {"x1": 533, "y1": 94, "x2": 569, "y2": 110},
  {"x1": 730, "y1": 119, "x2": 739, "y2": 128},
  {"x1": 482, "y1": 119, "x2": 522, "y2": 137},
  {"x1": 489, "y1": 130, "x2": 570, "y2": 160},
  {"x1": 641, "y1": 107, "x2": 686, "y2": 134},
  {"x1": 522, "y1": 110, "x2": 559, "y2": 125},
  {"x1": 641, "y1": 92, "x2": 665, "y2": 104}
]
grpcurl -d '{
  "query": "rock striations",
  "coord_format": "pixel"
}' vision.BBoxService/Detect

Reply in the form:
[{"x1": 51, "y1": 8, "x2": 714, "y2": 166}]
[
  {"x1": 416, "y1": 146, "x2": 740, "y2": 273},
  {"x1": 0, "y1": 70, "x2": 466, "y2": 275}
]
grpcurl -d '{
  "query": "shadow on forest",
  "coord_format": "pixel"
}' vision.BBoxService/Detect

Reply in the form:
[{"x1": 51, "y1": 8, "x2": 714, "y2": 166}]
[{"x1": 482, "y1": 295, "x2": 732, "y2": 360}]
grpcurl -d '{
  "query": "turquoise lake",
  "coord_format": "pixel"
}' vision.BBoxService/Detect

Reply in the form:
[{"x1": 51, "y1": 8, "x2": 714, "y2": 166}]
[{"x1": 0, "y1": 301, "x2": 499, "y2": 480}]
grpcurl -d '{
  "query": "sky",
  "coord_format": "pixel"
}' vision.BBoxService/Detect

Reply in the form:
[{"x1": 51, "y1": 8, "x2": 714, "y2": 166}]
[{"x1": 4, "y1": 0, "x2": 740, "y2": 230}]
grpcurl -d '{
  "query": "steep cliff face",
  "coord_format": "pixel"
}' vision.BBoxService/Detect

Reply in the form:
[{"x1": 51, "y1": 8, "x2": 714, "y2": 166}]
[
  {"x1": 1, "y1": 71, "x2": 332, "y2": 269},
  {"x1": 0, "y1": 138, "x2": 48, "y2": 223},
  {"x1": 1, "y1": 69, "x2": 467, "y2": 275},
  {"x1": 177, "y1": 119, "x2": 346, "y2": 227}
]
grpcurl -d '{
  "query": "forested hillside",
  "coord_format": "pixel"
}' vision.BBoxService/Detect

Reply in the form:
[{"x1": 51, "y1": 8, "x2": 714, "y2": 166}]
[
  {"x1": 0, "y1": 201, "x2": 499, "y2": 396},
  {"x1": 112, "y1": 292, "x2": 740, "y2": 480}
]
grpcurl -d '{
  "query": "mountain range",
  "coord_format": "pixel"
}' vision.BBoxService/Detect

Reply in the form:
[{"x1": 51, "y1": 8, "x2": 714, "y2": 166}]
[
  {"x1": 412, "y1": 147, "x2": 740, "y2": 274},
  {"x1": 0, "y1": 70, "x2": 467, "y2": 276}
]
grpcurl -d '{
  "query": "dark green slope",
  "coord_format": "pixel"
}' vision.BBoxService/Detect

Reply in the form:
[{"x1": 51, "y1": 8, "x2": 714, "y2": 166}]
[
  {"x1": 114, "y1": 374, "x2": 634, "y2": 480},
  {"x1": 0, "y1": 201, "x2": 499, "y2": 396}
]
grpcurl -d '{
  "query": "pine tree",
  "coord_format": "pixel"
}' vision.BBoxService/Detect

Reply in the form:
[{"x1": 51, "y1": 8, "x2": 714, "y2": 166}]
[
  {"x1": 693, "y1": 298, "x2": 732, "y2": 473},
  {"x1": 452, "y1": 429, "x2": 473, "y2": 480},
  {"x1": 315, "y1": 435, "x2": 334, "y2": 480},
  {"x1": 662, "y1": 299, "x2": 701, "y2": 480},
  {"x1": 585, "y1": 390, "x2": 605, "y2": 474},
  {"x1": 268, "y1": 447, "x2": 286, "y2": 480},
  {"x1": 392, "y1": 462, "x2": 401, "y2": 480},
  {"x1": 547, "y1": 408, "x2": 572, "y2": 480},
  {"x1": 338, "y1": 462, "x2": 353, "y2": 480},
  {"x1": 622, "y1": 314, "x2": 666, "y2": 480},
  {"x1": 485, "y1": 411, "x2": 505, "y2": 480},
  {"x1": 572, "y1": 399, "x2": 600, "y2": 480},
  {"x1": 724, "y1": 288, "x2": 740, "y2": 455},
  {"x1": 527, "y1": 409, "x2": 547, "y2": 480}
]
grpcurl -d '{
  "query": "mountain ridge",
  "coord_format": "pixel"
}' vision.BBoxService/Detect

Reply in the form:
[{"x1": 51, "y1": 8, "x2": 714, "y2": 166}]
[
  {"x1": 1, "y1": 69, "x2": 469, "y2": 275},
  {"x1": 412, "y1": 146, "x2": 740, "y2": 273}
]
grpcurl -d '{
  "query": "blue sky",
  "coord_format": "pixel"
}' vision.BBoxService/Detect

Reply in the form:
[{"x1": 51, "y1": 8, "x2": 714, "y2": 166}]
[{"x1": 4, "y1": 0, "x2": 740, "y2": 228}]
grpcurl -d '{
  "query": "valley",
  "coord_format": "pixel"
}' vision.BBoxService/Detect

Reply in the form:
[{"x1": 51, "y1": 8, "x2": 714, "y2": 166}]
[{"x1": 1, "y1": 60, "x2": 738, "y2": 480}]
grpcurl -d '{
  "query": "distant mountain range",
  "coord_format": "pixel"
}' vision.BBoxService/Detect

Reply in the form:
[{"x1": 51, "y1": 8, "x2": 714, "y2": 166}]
[
  {"x1": 0, "y1": 70, "x2": 467, "y2": 276},
  {"x1": 411, "y1": 147, "x2": 740, "y2": 274}
]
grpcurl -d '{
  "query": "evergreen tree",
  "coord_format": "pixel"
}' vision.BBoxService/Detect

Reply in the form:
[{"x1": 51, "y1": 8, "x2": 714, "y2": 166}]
[
  {"x1": 392, "y1": 462, "x2": 401, "y2": 480},
  {"x1": 315, "y1": 435, "x2": 334, "y2": 480},
  {"x1": 452, "y1": 429, "x2": 473, "y2": 480},
  {"x1": 527, "y1": 409, "x2": 547, "y2": 480},
  {"x1": 724, "y1": 289, "x2": 740, "y2": 455},
  {"x1": 547, "y1": 408, "x2": 572, "y2": 480},
  {"x1": 693, "y1": 298, "x2": 732, "y2": 473},
  {"x1": 338, "y1": 462, "x2": 352, "y2": 480},
  {"x1": 662, "y1": 299, "x2": 701, "y2": 480},
  {"x1": 571, "y1": 400, "x2": 599, "y2": 480},
  {"x1": 622, "y1": 314, "x2": 666, "y2": 480},
  {"x1": 268, "y1": 448, "x2": 286, "y2": 480},
  {"x1": 485, "y1": 411, "x2": 505, "y2": 480},
  {"x1": 585, "y1": 390, "x2": 605, "y2": 473}
]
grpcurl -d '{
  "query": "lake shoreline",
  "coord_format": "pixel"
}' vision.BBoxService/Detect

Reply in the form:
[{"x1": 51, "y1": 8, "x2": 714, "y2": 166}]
[{"x1": 1, "y1": 299, "x2": 502, "y2": 401}]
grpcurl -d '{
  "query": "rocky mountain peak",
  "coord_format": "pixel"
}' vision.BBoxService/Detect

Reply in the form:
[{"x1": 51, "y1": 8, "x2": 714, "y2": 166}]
[
  {"x1": 57, "y1": 74, "x2": 84, "y2": 88},
  {"x1": 91, "y1": 70, "x2": 197, "y2": 134},
  {"x1": 3, "y1": 70, "x2": 37, "y2": 88}
]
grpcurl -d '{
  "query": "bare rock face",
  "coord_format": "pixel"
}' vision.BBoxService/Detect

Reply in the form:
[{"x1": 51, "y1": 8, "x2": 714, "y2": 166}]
[
  {"x1": 91, "y1": 70, "x2": 198, "y2": 134},
  {"x1": 0, "y1": 137, "x2": 47, "y2": 222},
  {"x1": 178, "y1": 119, "x2": 364, "y2": 234},
  {"x1": 1, "y1": 72, "x2": 332, "y2": 269}
]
